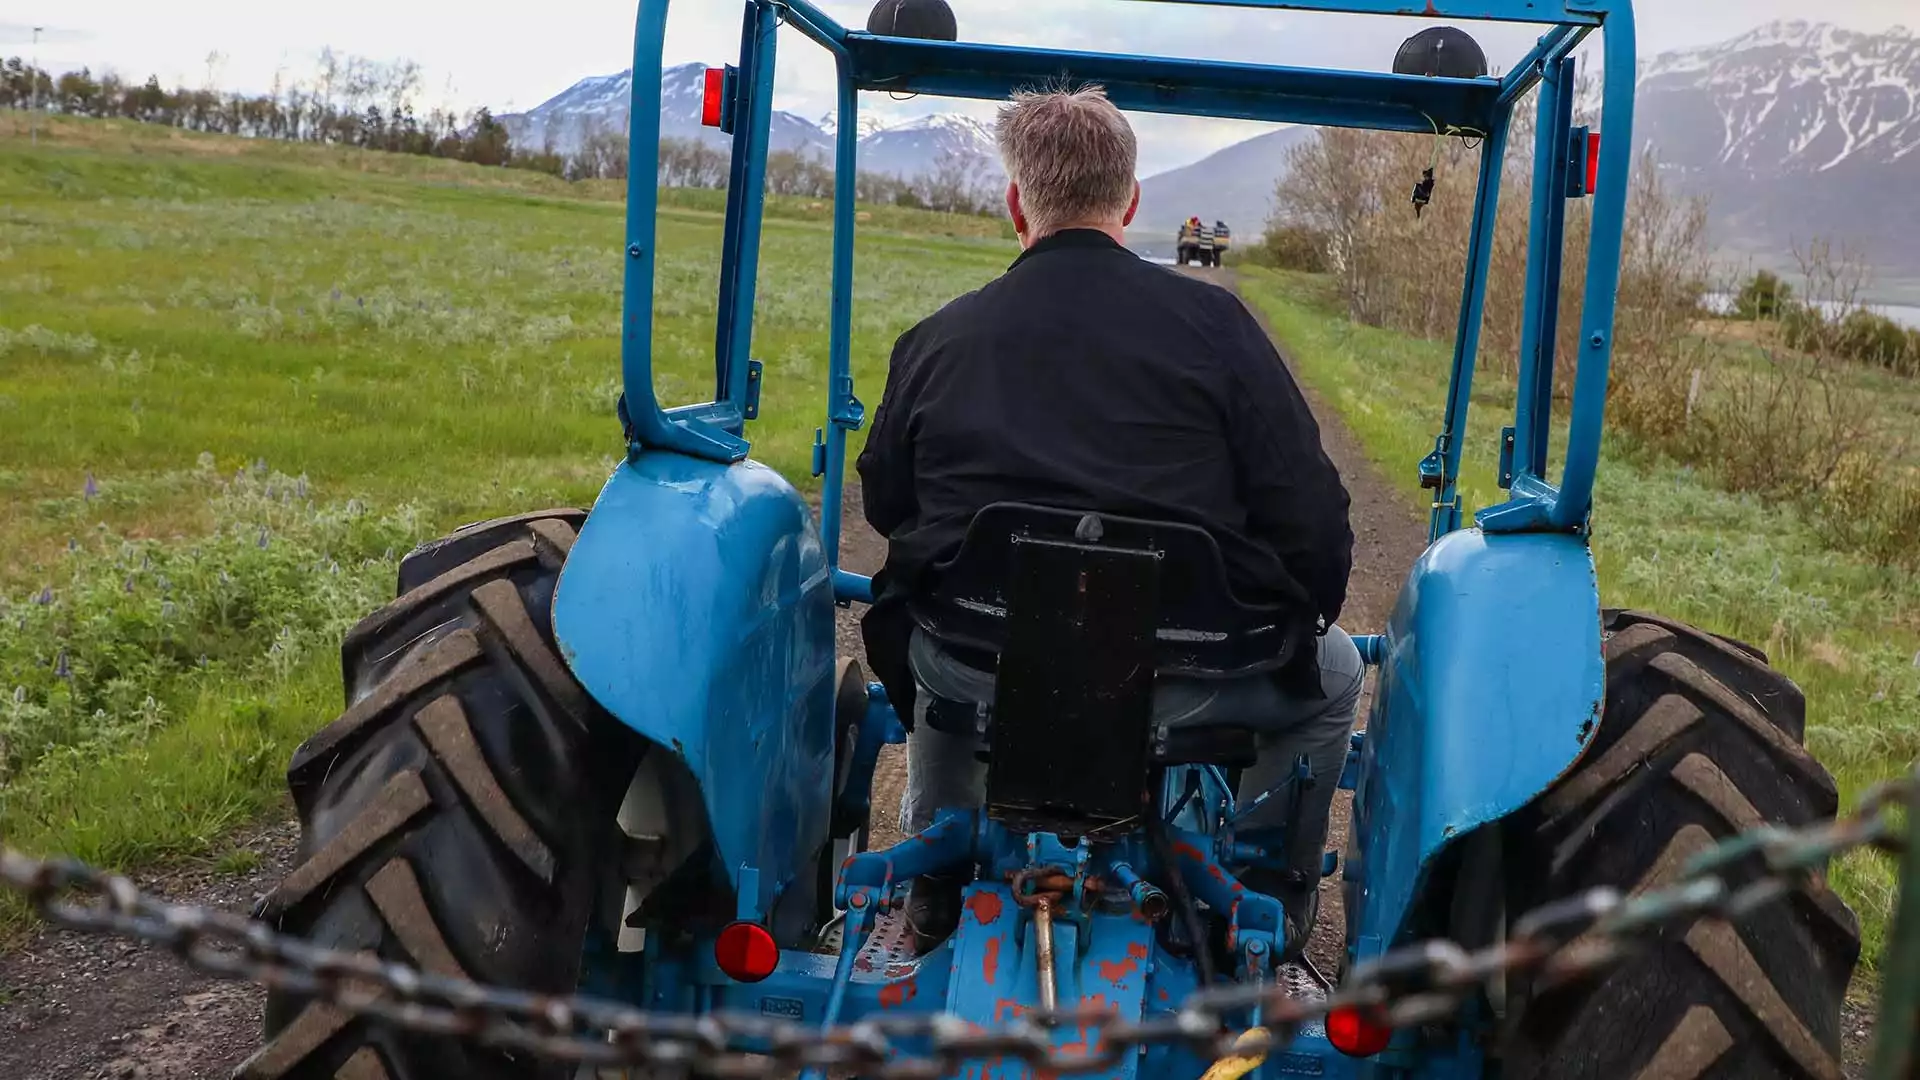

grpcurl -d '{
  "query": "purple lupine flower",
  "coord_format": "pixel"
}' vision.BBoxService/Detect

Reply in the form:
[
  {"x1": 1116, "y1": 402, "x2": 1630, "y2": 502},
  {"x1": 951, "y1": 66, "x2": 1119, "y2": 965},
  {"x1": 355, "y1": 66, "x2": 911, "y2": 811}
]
[
  {"x1": 295, "y1": 477, "x2": 308, "y2": 499},
  {"x1": 331, "y1": 287, "x2": 342, "y2": 301},
  {"x1": 257, "y1": 526, "x2": 270, "y2": 549},
  {"x1": 54, "y1": 651, "x2": 70, "y2": 679},
  {"x1": 84, "y1": 472, "x2": 98, "y2": 500},
  {"x1": 35, "y1": 587, "x2": 52, "y2": 605},
  {"x1": 12, "y1": 686, "x2": 25, "y2": 704},
  {"x1": 124, "y1": 575, "x2": 135, "y2": 594},
  {"x1": 67, "y1": 538, "x2": 77, "y2": 553},
  {"x1": 356, "y1": 297, "x2": 364, "y2": 308}
]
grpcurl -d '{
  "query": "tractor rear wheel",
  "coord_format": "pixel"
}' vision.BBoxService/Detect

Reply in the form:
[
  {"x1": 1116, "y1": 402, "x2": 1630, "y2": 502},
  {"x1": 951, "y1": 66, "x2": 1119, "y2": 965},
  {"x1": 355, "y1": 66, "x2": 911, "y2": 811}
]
[
  {"x1": 240, "y1": 509, "x2": 643, "y2": 1080},
  {"x1": 1500, "y1": 610, "x2": 1860, "y2": 1080}
]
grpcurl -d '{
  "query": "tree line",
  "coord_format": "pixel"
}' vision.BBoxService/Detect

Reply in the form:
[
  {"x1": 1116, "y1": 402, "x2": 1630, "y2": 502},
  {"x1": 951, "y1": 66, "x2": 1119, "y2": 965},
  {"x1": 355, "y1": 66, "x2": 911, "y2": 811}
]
[
  {"x1": 2, "y1": 53, "x2": 1002, "y2": 215},
  {"x1": 2, "y1": 52, "x2": 515, "y2": 166}
]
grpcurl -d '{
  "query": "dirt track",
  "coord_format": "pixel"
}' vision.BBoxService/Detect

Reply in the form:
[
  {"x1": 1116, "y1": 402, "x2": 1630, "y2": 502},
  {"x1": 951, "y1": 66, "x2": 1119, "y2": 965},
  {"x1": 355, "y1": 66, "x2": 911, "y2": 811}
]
[{"x1": 0, "y1": 268, "x2": 1450, "y2": 1077}]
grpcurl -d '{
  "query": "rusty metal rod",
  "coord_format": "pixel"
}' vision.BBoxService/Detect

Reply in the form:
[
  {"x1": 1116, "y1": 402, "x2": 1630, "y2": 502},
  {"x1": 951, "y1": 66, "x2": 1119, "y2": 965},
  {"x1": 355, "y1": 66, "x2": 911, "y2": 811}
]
[{"x1": 1034, "y1": 896, "x2": 1058, "y2": 1015}]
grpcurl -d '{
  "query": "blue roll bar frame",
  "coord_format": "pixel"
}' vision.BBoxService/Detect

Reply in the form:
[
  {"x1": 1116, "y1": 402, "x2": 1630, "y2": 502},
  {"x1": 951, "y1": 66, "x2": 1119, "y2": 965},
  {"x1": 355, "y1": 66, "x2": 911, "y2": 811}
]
[{"x1": 617, "y1": 0, "x2": 1637, "y2": 597}]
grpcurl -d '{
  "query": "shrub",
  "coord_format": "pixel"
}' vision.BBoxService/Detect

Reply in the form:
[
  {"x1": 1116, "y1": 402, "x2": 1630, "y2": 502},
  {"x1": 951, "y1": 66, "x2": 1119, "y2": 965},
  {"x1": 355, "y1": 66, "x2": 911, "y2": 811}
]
[
  {"x1": 1253, "y1": 224, "x2": 1333, "y2": 272},
  {"x1": 1813, "y1": 454, "x2": 1920, "y2": 568},
  {"x1": 1734, "y1": 270, "x2": 1793, "y2": 320},
  {"x1": 0, "y1": 456, "x2": 426, "y2": 785}
]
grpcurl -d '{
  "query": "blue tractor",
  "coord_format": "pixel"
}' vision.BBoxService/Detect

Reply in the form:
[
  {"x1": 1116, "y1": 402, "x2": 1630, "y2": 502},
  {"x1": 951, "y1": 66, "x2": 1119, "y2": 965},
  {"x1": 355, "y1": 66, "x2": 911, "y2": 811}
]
[{"x1": 245, "y1": 2, "x2": 1860, "y2": 1078}]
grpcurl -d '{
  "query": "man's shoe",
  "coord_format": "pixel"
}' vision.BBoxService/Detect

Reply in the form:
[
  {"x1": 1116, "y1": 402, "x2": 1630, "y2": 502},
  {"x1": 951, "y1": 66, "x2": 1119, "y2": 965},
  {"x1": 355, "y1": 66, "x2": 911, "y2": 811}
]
[{"x1": 904, "y1": 872, "x2": 966, "y2": 954}]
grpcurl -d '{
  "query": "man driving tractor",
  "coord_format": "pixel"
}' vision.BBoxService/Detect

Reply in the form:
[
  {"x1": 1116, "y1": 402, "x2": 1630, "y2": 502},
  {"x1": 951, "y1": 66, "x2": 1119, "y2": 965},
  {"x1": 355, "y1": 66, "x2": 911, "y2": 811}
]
[{"x1": 856, "y1": 85, "x2": 1360, "y2": 955}]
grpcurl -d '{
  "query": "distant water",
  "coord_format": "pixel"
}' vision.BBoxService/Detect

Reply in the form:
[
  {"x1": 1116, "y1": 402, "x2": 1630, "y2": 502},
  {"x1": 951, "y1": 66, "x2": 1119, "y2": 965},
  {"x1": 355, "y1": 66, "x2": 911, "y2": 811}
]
[
  {"x1": 1881, "y1": 304, "x2": 1920, "y2": 330},
  {"x1": 1702, "y1": 293, "x2": 1920, "y2": 330}
]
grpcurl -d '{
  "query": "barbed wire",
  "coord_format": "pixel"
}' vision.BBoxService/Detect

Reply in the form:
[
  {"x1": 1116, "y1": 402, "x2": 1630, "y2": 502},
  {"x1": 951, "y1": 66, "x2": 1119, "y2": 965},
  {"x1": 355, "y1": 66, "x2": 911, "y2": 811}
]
[{"x1": 1, "y1": 765, "x2": 1911, "y2": 1076}]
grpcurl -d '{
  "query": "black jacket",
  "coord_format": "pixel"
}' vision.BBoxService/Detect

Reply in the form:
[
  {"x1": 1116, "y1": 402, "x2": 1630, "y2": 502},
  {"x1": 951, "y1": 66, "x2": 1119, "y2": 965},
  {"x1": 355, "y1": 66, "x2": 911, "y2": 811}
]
[{"x1": 856, "y1": 229, "x2": 1353, "y2": 717}]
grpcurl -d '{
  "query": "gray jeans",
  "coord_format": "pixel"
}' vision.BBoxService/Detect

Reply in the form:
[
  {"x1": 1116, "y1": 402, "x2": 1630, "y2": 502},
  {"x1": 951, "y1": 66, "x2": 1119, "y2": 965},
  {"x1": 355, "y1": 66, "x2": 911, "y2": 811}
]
[{"x1": 900, "y1": 625, "x2": 1365, "y2": 894}]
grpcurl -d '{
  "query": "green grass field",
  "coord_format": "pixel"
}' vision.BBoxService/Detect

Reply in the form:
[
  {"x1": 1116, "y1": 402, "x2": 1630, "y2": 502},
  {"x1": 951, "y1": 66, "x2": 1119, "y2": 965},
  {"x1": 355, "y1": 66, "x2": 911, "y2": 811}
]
[
  {"x1": 0, "y1": 115, "x2": 1011, "y2": 932},
  {"x1": 1235, "y1": 266, "x2": 1920, "y2": 974}
]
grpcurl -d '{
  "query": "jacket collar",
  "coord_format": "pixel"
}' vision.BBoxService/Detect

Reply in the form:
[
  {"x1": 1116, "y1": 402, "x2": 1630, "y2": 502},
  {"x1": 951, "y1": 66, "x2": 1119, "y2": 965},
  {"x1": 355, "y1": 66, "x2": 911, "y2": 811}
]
[{"x1": 1009, "y1": 228, "x2": 1129, "y2": 269}]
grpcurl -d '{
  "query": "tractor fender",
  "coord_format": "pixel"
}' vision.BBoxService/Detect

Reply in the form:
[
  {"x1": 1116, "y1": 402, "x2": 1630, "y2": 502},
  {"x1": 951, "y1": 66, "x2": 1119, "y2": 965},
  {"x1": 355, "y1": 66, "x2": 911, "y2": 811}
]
[
  {"x1": 552, "y1": 452, "x2": 837, "y2": 923},
  {"x1": 1345, "y1": 528, "x2": 1603, "y2": 965}
]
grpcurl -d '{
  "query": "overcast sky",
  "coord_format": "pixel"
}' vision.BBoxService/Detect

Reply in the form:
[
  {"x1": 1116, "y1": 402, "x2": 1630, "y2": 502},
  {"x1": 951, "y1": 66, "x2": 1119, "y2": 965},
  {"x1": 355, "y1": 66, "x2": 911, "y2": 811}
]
[{"x1": 4, "y1": 1, "x2": 1912, "y2": 175}]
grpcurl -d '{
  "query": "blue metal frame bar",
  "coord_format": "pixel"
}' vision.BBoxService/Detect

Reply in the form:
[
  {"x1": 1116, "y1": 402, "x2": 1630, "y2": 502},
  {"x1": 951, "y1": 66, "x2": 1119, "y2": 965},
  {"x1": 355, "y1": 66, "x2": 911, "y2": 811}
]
[
  {"x1": 1428, "y1": 105, "x2": 1513, "y2": 539},
  {"x1": 842, "y1": 35, "x2": 1503, "y2": 133},
  {"x1": 1495, "y1": 24, "x2": 1588, "y2": 108},
  {"x1": 819, "y1": 54, "x2": 860, "y2": 580},
  {"x1": 716, "y1": 2, "x2": 780, "y2": 414},
  {"x1": 1549, "y1": 3, "x2": 1635, "y2": 530},
  {"x1": 774, "y1": 0, "x2": 848, "y2": 52},
  {"x1": 1510, "y1": 55, "x2": 1575, "y2": 486},
  {"x1": 620, "y1": 1, "x2": 749, "y2": 463}
]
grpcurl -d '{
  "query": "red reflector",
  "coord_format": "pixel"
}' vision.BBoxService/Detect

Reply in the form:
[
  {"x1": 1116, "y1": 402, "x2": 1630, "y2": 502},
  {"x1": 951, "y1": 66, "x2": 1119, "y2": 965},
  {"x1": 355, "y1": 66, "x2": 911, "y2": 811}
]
[
  {"x1": 1327, "y1": 1004, "x2": 1393, "y2": 1057},
  {"x1": 715, "y1": 920, "x2": 778, "y2": 983},
  {"x1": 702, "y1": 67, "x2": 725, "y2": 128},
  {"x1": 1586, "y1": 131, "x2": 1602, "y2": 194}
]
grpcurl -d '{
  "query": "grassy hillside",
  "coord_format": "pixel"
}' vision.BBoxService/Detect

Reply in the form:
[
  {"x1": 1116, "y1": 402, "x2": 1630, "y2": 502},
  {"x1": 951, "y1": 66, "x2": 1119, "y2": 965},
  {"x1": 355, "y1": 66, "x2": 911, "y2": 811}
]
[
  {"x1": 0, "y1": 116, "x2": 1011, "y2": 930},
  {"x1": 1235, "y1": 266, "x2": 1919, "y2": 974}
]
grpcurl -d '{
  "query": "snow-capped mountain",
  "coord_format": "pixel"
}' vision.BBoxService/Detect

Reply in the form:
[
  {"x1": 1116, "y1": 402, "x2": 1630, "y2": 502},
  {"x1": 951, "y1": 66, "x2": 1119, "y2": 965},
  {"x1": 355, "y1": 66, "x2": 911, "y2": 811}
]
[
  {"x1": 857, "y1": 113, "x2": 1003, "y2": 183},
  {"x1": 501, "y1": 64, "x2": 1001, "y2": 184},
  {"x1": 815, "y1": 111, "x2": 891, "y2": 142},
  {"x1": 501, "y1": 63, "x2": 831, "y2": 158},
  {"x1": 1636, "y1": 21, "x2": 1920, "y2": 279}
]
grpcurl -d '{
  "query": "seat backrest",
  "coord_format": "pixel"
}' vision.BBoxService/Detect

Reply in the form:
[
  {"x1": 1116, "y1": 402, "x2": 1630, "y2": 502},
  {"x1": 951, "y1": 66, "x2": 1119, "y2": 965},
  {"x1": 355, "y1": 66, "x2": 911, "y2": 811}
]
[{"x1": 910, "y1": 502, "x2": 1307, "y2": 679}]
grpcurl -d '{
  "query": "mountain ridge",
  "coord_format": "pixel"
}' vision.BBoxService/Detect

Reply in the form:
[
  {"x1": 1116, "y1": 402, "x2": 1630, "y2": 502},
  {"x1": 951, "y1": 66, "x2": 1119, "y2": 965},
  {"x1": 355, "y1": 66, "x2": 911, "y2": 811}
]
[
  {"x1": 1635, "y1": 19, "x2": 1920, "y2": 286},
  {"x1": 502, "y1": 23, "x2": 1920, "y2": 291}
]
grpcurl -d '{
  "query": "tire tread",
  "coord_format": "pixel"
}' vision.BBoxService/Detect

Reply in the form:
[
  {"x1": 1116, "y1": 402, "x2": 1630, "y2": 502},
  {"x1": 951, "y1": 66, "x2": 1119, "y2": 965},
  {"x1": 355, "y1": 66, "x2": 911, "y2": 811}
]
[{"x1": 1504, "y1": 610, "x2": 1857, "y2": 1080}]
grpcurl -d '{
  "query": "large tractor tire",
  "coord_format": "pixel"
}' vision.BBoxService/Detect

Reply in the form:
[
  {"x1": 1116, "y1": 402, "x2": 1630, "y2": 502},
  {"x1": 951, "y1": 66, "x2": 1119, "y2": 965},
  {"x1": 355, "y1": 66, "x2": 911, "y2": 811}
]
[
  {"x1": 1501, "y1": 610, "x2": 1860, "y2": 1080},
  {"x1": 239, "y1": 509, "x2": 643, "y2": 1080}
]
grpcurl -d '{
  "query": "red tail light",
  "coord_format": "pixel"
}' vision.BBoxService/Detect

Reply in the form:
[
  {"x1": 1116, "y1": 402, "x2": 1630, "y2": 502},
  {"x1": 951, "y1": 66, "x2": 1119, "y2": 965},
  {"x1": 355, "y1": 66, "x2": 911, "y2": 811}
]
[
  {"x1": 715, "y1": 920, "x2": 778, "y2": 983},
  {"x1": 1586, "y1": 131, "x2": 1602, "y2": 195},
  {"x1": 702, "y1": 67, "x2": 726, "y2": 128},
  {"x1": 1327, "y1": 1004, "x2": 1394, "y2": 1057}
]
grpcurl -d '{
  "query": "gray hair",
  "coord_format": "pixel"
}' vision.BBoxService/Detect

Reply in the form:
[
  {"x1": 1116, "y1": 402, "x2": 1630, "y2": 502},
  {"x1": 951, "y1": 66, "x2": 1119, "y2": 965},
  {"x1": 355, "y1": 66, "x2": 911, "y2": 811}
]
[{"x1": 994, "y1": 84, "x2": 1138, "y2": 236}]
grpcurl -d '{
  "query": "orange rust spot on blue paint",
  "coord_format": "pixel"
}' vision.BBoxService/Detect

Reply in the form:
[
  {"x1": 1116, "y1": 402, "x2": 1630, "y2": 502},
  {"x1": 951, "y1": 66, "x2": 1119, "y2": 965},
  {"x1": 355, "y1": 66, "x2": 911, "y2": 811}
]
[
  {"x1": 879, "y1": 979, "x2": 917, "y2": 1008},
  {"x1": 967, "y1": 890, "x2": 1004, "y2": 925},
  {"x1": 982, "y1": 936, "x2": 1001, "y2": 982},
  {"x1": 1126, "y1": 941, "x2": 1149, "y2": 960},
  {"x1": 1097, "y1": 957, "x2": 1138, "y2": 982}
]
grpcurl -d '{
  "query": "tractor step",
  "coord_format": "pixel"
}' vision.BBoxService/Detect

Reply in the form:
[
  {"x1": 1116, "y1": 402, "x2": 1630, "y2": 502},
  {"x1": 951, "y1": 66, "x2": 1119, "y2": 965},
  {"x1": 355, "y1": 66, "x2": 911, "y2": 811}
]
[{"x1": 813, "y1": 909, "x2": 919, "y2": 972}]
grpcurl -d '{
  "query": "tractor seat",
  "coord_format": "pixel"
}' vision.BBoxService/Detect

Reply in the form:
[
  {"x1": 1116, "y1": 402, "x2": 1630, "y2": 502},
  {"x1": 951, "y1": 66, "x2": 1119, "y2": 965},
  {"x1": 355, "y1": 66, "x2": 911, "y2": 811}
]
[
  {"x1": 911, "y1": 503, "x2": 1308, "y2": 679},
  {"x1": 908, "y1": 504, "x2": 1314, "y2": 826}
]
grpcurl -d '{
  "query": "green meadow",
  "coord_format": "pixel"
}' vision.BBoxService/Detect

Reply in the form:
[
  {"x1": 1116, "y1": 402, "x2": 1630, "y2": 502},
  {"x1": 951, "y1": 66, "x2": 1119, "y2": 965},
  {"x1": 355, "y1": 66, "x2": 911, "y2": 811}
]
[{"x1": 0, "y1": 114, "x2": 1009, "y2": 931}]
